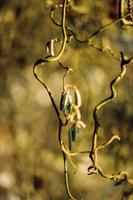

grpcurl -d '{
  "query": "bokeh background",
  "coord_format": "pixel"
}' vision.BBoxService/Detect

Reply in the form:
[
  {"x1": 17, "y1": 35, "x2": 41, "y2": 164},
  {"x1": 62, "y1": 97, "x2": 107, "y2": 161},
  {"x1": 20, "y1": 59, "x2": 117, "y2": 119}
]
[{"x1": 0, "y1": 0, "x2": 133, "y2": 199}]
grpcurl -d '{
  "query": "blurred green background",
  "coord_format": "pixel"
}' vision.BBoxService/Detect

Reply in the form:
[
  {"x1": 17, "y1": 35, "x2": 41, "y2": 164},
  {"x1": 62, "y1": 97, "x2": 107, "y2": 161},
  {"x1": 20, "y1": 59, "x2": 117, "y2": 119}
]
[{"x1": 0, "y1": 0, "x2": 133, "y2": 199}]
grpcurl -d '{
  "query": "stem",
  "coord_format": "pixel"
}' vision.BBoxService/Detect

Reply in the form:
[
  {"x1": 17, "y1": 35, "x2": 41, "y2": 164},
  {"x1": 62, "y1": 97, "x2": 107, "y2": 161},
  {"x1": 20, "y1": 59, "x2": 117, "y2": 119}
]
[
  {"x1": 58, "y1": 121, "x2": 76, "y2": 200},
  {"x1": 90, "y1": 52, "x2": 127, "y2": 168},
  {"x1": 45, "y1": 0, "x2": 68, "y2": 62}
]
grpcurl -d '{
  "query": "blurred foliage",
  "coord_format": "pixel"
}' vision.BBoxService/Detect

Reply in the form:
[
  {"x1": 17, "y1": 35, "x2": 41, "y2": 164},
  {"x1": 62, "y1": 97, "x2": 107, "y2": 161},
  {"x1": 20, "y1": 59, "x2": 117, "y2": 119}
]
[{"x1": 0, "y1": 0, "x2": 133, "y2": 199}]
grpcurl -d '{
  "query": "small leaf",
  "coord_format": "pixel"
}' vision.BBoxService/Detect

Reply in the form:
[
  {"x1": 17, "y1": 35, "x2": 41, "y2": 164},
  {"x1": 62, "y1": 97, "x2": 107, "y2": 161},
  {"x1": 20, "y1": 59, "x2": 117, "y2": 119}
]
[
  {"x1": 71, "y1": 125, "x2": 76, "y2": 142},
  {"x1": 68, "y1": 124, "x2": 81, "y2": 150},
  {"x1": 63, "y1": 96, "x2": 72, "y2": 116},
  {"x1": 60, "y1": 90, "x2": 72, "y2": 116},
  {"x1": 68, "y1": 129, "x2": 73, "y2": 150},
  {"x1": 60, "y1": 90, "x2": 66, "y2": 111},
  {"x1": 63, "y1": 106, "x2": 70, "y2": 116}
]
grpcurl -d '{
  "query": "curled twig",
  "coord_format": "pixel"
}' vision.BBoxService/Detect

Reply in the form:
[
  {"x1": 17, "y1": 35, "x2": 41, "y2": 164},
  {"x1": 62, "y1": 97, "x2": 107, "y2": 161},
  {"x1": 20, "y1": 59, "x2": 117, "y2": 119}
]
[
  {"x1": 33, "y1": 1, "x2": 133, "y2": 199},
  {"x1": 50, "y1": 2, "x2": 133, "y2": 60},
  {"x1": 62, "y1": 142, "x2": 90, "y2": 157},
  {"x1": 97, "y1": 135, "x2": 120, "y2": 151},
  {"x1": 89, "y1": 52, "x2": 133, "y2": 184}
]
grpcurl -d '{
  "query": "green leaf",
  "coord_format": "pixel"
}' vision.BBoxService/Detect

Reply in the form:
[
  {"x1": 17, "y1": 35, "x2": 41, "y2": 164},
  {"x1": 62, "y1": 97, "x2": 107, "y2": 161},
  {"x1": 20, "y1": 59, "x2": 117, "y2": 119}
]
[
  {"x1": 63, "y1": 100, "x2": 72, "y2": 116},
  {"x1": 71, "y1": 126, "x2": 76, "y2": 142},
  {"x1": 60, "y1": 90, "x2": 67, "y2": 111},
  {"x1": 68, "y1": 125, "x2": 80, "y2": 150},
  {"x1": 68, "y1": 129, "x2": 73, "y2": 150},
  {"x1": 60, "y1": 90, "x2": 72, "y2": 116}
]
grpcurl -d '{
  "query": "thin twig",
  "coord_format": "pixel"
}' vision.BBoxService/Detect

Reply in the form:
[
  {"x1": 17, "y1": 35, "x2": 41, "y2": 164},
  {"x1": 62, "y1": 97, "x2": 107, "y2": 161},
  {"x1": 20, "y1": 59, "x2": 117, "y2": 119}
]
[
  {"x1": 97, "y1": 135, "x2": 120, "y2": 151},
  {"x1": 89, "y1": 52, "x2": 133, "y2": 183}
]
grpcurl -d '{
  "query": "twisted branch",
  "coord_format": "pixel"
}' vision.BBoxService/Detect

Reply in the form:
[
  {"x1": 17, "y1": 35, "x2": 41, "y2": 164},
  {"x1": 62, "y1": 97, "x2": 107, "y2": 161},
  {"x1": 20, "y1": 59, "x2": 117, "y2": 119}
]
[
  {"x1": 33, "y1": 1, "x2": 133, "y2": 199},
  {"x1": 89, "y1": 52, "x2": 133, "y2": 183},
  {"x1": 50, "y1": 3, "x2": 133, "y2": 60},
  {"x1": 33, "y1": 1, "x2": 77, "y2": 199}
]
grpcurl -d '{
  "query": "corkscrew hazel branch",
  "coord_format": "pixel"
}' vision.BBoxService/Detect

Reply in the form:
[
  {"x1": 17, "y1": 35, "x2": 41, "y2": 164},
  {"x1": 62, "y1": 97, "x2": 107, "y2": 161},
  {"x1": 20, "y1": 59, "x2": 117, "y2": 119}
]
[
  {"x1": 33, "y1": 1, "x2": 133, "y2": 199},
  {"x1": 50, "y1": 4, "x2": 88, "y2": 44},
  {"x1": 33, "y1": 65, "x2": 77, "y2": 200},
  {"x1": 96, "y1": 135, "x2": 120, "y2": 151},
  {"x1": 50, "y1": 3, "x2": 133, "y2": 60},
  {"x1": 34, "y1": 0, "x2": 67, "y2": 68},
  {"x1": 33, "y1": 0, "x2": 68, "y2": 133},
  {"x1": 33, "y1": 62, "x2": 77, "y2": 200},
  {"x1": 33, "y1": 1, "x2": 77, "y2": 199},
  {"x1": 33, "y1": 64, "x2": 60, "y2": 119},
  {"x1": 33, "y1": 65, "x2": 76, "y2": 200},
  {"x1": 88, "y1": 52, "x2": 133, "y2": 183}
]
